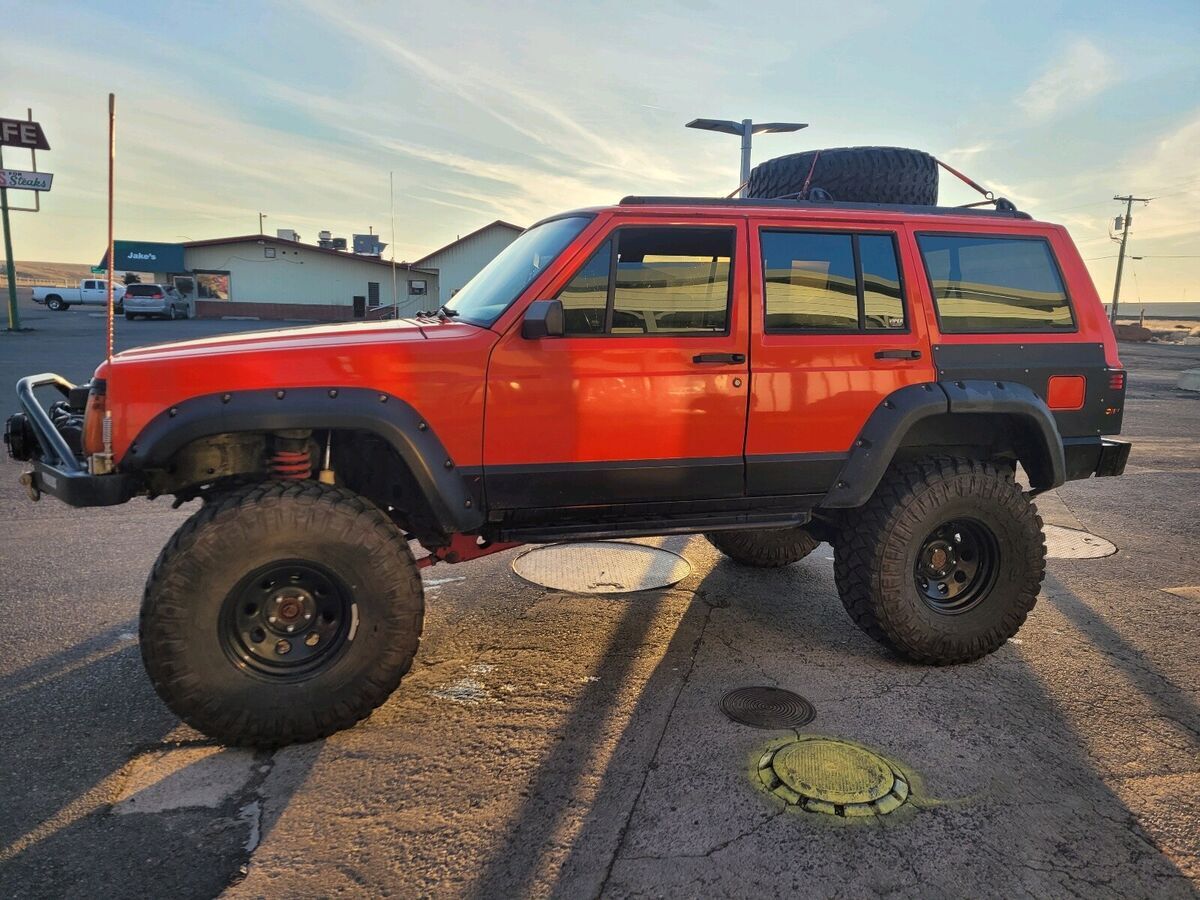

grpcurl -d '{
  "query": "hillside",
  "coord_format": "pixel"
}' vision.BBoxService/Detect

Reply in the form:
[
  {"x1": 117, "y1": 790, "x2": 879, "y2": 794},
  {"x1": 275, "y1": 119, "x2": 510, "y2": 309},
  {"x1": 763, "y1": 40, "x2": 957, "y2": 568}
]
[{"x1": 0, "y1": 260, "x2": 94, "y2": 286}]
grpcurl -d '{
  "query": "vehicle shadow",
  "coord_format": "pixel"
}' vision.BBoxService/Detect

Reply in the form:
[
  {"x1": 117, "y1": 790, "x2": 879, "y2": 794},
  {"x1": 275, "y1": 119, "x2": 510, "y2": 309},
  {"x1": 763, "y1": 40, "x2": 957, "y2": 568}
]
[
  {"x1": 0, "y1": 629, "x2": 317, "y2": 899},
  {"x1": 465, "y1": 544, "x2": 1198, "y2": 897}
]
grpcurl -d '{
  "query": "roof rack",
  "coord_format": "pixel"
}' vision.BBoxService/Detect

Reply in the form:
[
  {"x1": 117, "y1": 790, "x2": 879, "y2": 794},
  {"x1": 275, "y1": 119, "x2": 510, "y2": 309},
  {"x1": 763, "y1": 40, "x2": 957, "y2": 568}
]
[{"x1": 618, "y1": 196, "x2": 1031, "y2": 219}]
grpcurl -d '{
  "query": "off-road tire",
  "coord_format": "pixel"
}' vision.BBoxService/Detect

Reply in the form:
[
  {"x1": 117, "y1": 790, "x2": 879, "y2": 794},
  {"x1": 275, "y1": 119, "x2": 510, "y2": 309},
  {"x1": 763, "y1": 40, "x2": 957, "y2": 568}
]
[
  {"x1": 140, "y1": 481, "x2": 424, "y2": 747},
  {"x1": 747, "y1": 146, "x2": 938, "y2": 205},
  {"x1": 705, "y1": 526, "x2": 820, "y2": 568},
  {"x1": 833, "y1": 457, "x2": 1044, "y2": 664}
]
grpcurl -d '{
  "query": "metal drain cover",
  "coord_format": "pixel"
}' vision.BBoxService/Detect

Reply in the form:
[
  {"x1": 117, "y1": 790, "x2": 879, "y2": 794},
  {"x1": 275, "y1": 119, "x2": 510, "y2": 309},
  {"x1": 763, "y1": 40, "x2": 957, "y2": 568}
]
[
  {"x1": 511, "y1": 541, "x2": 691, "y2": 594},
  {"x1": 758, "y1": 737, "x2": 909, "y2": 816},
  {"x1": 721, "y1": 687, "x2": 815, "y2": 729},
  {"x1": 1043, "y1": 524, "x2": 1117, "y2": 559}
]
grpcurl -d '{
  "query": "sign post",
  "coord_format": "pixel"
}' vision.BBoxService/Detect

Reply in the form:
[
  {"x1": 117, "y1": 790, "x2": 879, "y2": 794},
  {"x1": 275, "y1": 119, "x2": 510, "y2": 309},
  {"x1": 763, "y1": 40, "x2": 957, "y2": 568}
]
[{"x1": 1, "y1": 111, "x2": 52, "y2": 332}]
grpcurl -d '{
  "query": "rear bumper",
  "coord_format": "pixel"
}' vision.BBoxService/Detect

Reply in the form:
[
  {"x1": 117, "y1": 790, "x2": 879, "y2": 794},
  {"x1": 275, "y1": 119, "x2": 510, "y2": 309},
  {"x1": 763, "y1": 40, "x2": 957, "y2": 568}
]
[
  {"x1": 1063, "y1": 437, "x2": 1131, "y2": 481},
  {"x1": 125, "y1": 302, "x2": 169, "y2": 314},
  {"x1": 9, "y1": 373, "x2": 136, "y2": 507}
]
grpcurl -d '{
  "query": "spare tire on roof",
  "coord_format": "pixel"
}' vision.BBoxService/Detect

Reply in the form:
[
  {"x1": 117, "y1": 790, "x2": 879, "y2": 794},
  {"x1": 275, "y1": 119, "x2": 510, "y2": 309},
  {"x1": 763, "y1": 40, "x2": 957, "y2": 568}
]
[{"x1": 746, "y1": 146, "x2": 938, "y2": 206}]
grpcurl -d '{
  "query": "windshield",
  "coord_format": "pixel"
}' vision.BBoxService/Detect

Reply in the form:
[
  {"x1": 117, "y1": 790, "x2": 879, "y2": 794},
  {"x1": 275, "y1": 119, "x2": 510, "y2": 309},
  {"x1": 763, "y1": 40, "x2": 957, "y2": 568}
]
[{"x1": 443, "y1": 215, "x2": 592, "y2": 325}]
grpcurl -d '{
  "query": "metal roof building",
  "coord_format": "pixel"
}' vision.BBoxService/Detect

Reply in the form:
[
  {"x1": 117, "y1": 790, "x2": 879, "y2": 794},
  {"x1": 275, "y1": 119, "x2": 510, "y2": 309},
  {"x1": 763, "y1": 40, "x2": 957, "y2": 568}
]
[{"x1": 412, "y1": 220, "x2": 523, "y2": 305}]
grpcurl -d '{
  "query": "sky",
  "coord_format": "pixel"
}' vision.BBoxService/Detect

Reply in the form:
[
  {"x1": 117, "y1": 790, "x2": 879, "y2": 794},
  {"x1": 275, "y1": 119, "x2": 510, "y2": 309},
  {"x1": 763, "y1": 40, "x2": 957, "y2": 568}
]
[{"x1": 2, "y1": 0, "x2": 1198, "y2": 300}]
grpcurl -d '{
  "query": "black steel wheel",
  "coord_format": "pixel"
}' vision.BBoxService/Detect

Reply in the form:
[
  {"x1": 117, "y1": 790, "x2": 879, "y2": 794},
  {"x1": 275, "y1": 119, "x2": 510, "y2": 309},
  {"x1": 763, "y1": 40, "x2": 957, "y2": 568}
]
[
  {"x1": 220, "y1": 561, "x2": 354, "y2": 680},
  {"x1": 141, "y1": 481, "x2": 424, "y2": 747},
  {"x1": 834, "y1": 457, "x2": 1045, "y2": 664},
  {"x1": 913, "y1": 518, "x2": 999, "y2": 614}
]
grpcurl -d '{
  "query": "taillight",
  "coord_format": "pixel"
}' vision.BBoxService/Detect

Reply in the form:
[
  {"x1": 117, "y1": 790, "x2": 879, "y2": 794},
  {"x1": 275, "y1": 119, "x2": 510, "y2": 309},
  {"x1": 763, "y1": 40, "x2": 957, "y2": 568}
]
[
  {"x1": 1108, "y1": 371, "x2": 1126, "y2": 391},
  {"x1": 83, "y1": 381, "x2": 107, "y2": 455},
  {"x1": 151, "y1": 291, "x2": 163, "y2": 299}
]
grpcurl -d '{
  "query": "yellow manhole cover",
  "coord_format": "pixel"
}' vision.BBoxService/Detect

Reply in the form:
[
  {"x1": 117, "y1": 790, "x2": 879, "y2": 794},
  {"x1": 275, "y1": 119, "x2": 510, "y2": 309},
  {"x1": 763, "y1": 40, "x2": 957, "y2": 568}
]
[{"x1": 758, "y1": 737, "x2": 909, "y2": 816}]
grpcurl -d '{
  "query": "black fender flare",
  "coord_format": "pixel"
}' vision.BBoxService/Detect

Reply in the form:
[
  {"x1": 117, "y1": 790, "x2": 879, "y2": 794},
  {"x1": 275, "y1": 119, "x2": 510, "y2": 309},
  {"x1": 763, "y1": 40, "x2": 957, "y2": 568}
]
[
  {"x1": 821, "y1": 380, "x2": 1065, "y2": 508},
  {"x1": 122, "y1": 387, "x2": 484, "y2": 533}
]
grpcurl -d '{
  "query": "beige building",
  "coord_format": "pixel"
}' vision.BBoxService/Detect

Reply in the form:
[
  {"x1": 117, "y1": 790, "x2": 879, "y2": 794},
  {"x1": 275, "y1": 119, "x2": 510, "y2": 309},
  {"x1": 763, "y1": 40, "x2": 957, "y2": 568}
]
[
  {"x1": 412, "y1": 220, "x2": 523, "y2": 305},
  {"x1": 180, "y1": 234, "x2": 438, "y2": 321}
]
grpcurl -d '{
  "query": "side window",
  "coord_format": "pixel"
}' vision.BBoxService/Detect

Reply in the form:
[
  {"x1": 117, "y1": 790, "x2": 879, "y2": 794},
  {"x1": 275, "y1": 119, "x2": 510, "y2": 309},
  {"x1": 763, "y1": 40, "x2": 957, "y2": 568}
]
[
  {"x1": 918, "y1": 234, "x2": 1075, "y2": 332},
  {"x1": 859, "y1": 235, "x2": 905, "y2": 330},
  {"x1": 558, "y1": 239, "x2": 610, "y2": 335},
  {"x1": 556, "y1": 226, "x2": 734, "y2": 336},
  {"x1": 761, "y1": 230, "x2": 907, "y2": 332}
]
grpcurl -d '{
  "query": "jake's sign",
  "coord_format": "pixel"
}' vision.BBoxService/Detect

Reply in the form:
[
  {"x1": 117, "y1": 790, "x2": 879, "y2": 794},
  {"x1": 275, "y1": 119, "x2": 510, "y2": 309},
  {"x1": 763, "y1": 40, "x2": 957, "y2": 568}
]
[{"x1": 0, "y1": 169, "x2": 53, "y2": 191}]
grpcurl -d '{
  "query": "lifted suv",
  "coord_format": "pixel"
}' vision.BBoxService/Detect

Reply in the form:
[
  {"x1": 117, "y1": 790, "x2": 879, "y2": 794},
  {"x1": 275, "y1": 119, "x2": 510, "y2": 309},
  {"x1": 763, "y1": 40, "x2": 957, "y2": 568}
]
[{"x1": 6, "y1": 195, "x2": 1130, "y2": 747}]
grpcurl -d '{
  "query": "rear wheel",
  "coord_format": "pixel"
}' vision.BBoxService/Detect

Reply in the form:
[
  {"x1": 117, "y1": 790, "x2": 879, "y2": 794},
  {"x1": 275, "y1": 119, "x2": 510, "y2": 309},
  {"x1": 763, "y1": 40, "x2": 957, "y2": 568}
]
[
  {"x1": 125, "y1": 312, "x2": 135, "y2": 320},
  {"x1": 706, "y1": 526, "x2": 820, "y2": 568},
  {"x1": 834, "y1": 457, "x2": 1044, "y2": 664},
  {"x1": 140, "y1": 481, "x2": 425, "y2": 747},
  {"x1": 46, "y1": 295, "x2": 66, "y2": 311}
]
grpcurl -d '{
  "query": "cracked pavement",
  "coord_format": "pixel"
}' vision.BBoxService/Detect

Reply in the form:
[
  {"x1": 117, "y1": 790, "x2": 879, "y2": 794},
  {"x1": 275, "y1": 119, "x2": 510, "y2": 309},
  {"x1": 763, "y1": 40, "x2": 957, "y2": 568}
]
[{"x1": 1, "y1": 313, "x2": 1197, "y2": 898}]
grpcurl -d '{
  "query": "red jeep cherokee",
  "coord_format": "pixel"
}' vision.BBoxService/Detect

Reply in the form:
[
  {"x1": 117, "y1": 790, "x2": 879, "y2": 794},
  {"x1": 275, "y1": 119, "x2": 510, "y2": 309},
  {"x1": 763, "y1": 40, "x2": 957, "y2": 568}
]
[{"x1": 7, "y1": 193, "x2": 1130, "y2": 746}]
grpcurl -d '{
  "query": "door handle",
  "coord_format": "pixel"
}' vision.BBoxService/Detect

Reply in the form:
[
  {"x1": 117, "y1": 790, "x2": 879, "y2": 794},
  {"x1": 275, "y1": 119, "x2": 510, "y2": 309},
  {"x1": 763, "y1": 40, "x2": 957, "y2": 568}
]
[
  {"x1": 874, "y1": 349, "x2": 922, "y2": 360},
  {"x1": 692, "y1": 353, "x2": 745, "y2": 364}
]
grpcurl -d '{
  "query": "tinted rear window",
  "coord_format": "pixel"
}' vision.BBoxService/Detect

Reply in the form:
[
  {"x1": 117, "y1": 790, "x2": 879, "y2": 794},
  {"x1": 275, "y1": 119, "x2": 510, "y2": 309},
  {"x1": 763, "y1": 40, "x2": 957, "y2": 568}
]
[
  {"x1": 918, "y1": 234, "x2": 1074, "y2": 333},
  {"x1": 125, "y1": 284, "x2": 164, "y2": 296}
]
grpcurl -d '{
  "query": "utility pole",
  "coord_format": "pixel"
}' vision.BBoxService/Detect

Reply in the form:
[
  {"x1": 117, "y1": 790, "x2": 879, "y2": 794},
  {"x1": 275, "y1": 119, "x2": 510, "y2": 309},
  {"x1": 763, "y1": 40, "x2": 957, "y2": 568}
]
[
  {"x1": 258, "y1": 211, "x2": 267, "y2": 235},
  {"x1": 1110, "y1": 195, "x2": 1152, "y2": 326}
]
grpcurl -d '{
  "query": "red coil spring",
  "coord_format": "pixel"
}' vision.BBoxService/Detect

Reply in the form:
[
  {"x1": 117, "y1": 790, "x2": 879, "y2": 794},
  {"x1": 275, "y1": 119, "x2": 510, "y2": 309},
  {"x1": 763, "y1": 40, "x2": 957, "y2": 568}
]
[{"x1": 270, "y1": 448, "x2": 311, "y2": 480}]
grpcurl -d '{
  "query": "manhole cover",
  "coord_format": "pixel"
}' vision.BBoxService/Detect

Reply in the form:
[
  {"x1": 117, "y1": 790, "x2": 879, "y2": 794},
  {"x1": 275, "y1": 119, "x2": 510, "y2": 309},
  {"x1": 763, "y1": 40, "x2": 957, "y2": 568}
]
[
  {"x1": 721, "y1": 686, "x2": 815, "y2": 729},
  {"x1": 758, "y1": 737, "x2": 909, "y2": 816},
  {"x1": 511, "y1": 541, "x2": 691, "y2": 594},
  {"x1": 1043, "y1": 524, "x2": 1117, "y2": 559}
]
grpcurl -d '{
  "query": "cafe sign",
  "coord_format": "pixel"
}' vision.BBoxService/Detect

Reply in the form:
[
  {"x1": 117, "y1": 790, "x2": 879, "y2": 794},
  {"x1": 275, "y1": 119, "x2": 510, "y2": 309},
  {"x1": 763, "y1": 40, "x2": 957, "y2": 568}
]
[
  {"x1": 0, "y1": 117, "x2": 50, "y2": 150},
  {"x1": 0, "y1": 168, "x2": 53, "y2": 191}
]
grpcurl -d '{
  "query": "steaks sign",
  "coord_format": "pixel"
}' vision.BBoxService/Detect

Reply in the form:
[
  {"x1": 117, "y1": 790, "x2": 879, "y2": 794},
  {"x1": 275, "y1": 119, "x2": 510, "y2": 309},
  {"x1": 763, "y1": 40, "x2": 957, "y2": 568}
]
[
  {"x1": 0, "y1": 169, "x2": 53, "y2": 191},
  {"x1": 0, "y1": 118, "x2": 50, "y2": 151}
]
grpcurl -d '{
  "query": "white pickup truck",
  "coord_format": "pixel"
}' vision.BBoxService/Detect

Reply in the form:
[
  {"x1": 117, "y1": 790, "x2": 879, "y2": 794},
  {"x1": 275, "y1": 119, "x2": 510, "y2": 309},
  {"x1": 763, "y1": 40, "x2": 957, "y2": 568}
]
[{"x1": 32, "y1": 278, "x2": 127, "y2": 311}]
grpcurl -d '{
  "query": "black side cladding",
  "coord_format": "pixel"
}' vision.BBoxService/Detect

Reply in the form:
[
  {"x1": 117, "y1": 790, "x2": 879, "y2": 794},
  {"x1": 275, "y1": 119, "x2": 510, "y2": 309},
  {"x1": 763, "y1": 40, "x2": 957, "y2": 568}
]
[{"x1": 931, "y1": 342, "x2": 1125, "y2": 437}]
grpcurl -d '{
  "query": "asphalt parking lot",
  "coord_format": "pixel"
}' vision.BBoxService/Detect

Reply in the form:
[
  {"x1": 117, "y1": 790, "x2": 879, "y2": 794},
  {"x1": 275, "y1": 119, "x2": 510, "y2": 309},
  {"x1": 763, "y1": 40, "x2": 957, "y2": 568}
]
[{"x1": 1, "y1": 307, "x2": 1198, "y2": 899}]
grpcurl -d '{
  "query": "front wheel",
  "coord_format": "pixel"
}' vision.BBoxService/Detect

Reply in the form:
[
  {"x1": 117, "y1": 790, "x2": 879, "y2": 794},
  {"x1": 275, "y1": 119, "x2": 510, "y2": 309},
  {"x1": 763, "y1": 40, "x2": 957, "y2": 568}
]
[
  {"x1": 140, "y1": 481, "x2": 425, "y2": 747},
  {"x1": 834, "y1": 457, "x2": 1045, "y2": 664}
]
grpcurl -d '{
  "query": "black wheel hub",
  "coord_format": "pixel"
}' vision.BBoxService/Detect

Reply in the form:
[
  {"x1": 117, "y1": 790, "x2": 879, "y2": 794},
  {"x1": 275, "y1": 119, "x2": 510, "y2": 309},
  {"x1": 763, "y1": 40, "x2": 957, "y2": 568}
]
[
  {"x1": 221, "y1": 562, "x2": 353, "y2": 679},
  {"x1": 914, "y1": 518, "x2": 999, "y2": 614}
]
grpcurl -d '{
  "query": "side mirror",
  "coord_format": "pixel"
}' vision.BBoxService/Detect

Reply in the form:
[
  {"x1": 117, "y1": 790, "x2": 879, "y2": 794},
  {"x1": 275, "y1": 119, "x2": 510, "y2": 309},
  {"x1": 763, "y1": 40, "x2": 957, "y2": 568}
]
[{"x1": 521, "y1": 299, "x2": 565, "y2": 339}]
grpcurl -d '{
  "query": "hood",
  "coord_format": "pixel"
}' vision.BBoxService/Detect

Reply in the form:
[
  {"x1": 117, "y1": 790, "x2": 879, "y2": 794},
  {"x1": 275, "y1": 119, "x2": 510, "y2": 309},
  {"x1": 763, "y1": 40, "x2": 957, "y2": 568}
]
[{"x1": 112, "y1": 317, "x2": 432, "y2": 365}]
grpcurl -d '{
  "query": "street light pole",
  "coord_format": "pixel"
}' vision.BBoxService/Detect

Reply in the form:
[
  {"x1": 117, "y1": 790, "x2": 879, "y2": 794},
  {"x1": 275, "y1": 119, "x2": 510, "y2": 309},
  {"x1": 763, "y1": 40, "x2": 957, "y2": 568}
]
[
  {"x1": 686, "y1": 117, "x2": 807, "y2": 197},
  {"x1": 258, "y1": 212, "x2": 267, "y2": 235}
]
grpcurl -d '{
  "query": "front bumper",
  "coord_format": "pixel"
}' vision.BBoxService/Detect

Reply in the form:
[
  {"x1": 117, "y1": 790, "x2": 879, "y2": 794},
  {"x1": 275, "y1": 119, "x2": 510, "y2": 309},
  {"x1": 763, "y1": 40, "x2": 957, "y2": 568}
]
[
  {"x1": 8, "y1": 373, "x2": 136, "y2": 507},
  {"x1": 1063, "y1": 437, "x2": 1132, "y2": 482}
]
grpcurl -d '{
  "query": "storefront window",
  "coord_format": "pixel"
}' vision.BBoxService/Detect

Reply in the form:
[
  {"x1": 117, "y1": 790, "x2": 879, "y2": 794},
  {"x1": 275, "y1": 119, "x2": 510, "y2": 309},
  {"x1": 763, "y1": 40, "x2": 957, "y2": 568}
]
[{"x1": 196, "y1": 271, "x2": 231, "y2": 300}]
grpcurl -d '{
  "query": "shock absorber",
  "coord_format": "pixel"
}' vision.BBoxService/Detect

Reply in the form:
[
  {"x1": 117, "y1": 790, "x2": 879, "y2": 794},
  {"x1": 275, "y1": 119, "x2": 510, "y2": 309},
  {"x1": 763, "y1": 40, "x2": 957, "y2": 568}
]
[{"x1": 269, "y1": 431, "x2": 312, "y2": 480}]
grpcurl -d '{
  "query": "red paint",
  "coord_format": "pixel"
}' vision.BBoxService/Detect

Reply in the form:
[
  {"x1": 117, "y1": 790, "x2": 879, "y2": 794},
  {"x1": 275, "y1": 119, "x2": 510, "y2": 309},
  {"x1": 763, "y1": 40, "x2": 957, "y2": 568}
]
[
  {"x1": 417, "y1": 534, "x2": 523, "y2": 568},
  {"x1": 484, "y1": 214, "x2": 750, "y2": 466},
  {"x1": 96, "y1": 201, "x2": 1121, "y2": 493}
]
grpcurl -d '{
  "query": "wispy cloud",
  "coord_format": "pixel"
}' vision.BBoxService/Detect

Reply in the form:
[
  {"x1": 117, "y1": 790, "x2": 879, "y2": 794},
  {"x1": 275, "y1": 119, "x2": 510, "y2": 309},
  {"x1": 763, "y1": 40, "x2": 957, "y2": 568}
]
[{"x1": 1017, "y1": 38, "x2": 1118, "y2": 121}]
